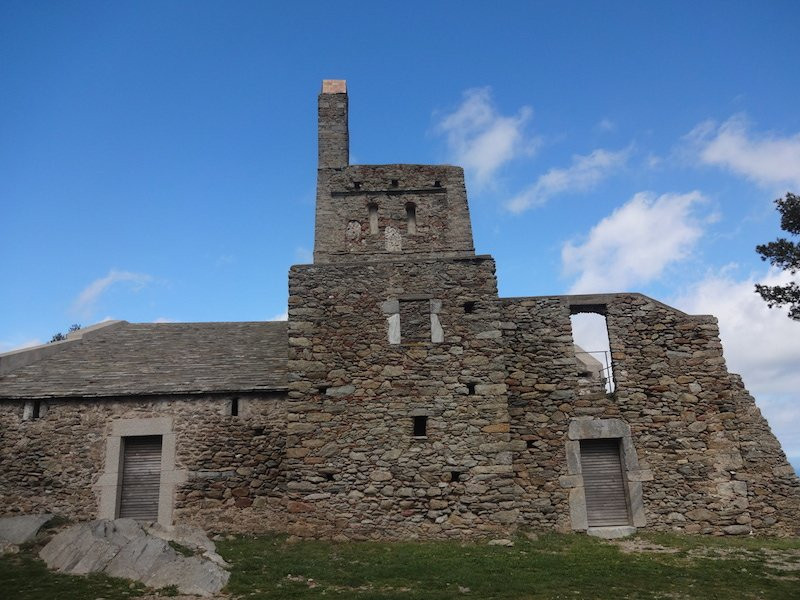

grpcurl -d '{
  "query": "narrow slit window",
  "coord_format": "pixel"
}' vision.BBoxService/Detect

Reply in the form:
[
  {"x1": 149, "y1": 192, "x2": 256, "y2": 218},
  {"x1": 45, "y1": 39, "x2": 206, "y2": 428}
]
[
  {"x1": 353, "y1": 181, "x2": 361, "y2": 189},
  {"x1": 406, "y1": 202, "x2": 417, "y2": 234},
  {"x1": 433, "y1": 180, "x2": 441, "y2": 188},
  {"x1": 368, "y1": 203, "x2": 378, "y2": 234},
  {"x1": 32, "y1": 400, "x2": 41, "y2": 420},
  {"x1": 413, "y1": 415, "x2": 428, "y2": 437},
  {"x1": 526, "y1": 440, "x2": 535, "y2": 449},
  {"x1": 463, "y1": 301, "x2": 477, "y2": 314},
  {"x1": 230, "y1": 397, "x2": 239, "y2": 417},
  {"x1": 450, "y1": 471, "x2": 461, "y2": 482},
  {"x1": 466, "y1": 382, "x2": 476, "y2": 395}
]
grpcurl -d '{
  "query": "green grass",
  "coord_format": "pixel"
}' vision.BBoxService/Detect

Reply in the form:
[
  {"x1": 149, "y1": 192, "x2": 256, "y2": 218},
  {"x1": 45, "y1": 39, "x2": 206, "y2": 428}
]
[
  {"x1": 217, "y1": 532, "x2": 800, "y2": 599},
  {"x1": 2, "y1": 532, "x2": 798, "y2": 599},
  {"x1": 0, "y1": 546, "x2": 146, "y2": 600}
]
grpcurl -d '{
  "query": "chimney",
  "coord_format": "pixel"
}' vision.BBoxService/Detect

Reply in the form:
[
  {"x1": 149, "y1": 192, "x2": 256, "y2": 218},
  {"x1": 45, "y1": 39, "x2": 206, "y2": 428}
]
[{"x1": 318, "y1": 80, "x2": 349, "y2": 169}]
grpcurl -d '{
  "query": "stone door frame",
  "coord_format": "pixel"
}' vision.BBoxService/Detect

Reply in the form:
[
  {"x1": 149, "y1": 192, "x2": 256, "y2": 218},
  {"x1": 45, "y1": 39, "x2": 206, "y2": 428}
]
[
  {"x1": 560, "y1": 417, "x2": 651, "y2": 531},
  {"x1": 95, "y1": 416, "x2": 187, "y2": 526}
]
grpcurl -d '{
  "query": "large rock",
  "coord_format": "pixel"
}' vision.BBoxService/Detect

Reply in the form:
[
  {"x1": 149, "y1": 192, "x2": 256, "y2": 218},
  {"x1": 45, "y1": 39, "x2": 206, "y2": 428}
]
[
  {"x1": 39, "y1": 519, "x2": 229, "y2": 597},
  {"x1": 0, "y1": 513, "x2": 52, "y2": 553}
]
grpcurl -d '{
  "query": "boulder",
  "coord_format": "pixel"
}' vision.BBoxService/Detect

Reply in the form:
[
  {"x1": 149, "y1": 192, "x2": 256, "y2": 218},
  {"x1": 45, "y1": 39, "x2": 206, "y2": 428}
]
[
  {"x1": 0, "y1": 513, "x2": 52, "y2": 554},
  {"x1": 39, "y1": 519, "x2": 229, "y2": 597}
]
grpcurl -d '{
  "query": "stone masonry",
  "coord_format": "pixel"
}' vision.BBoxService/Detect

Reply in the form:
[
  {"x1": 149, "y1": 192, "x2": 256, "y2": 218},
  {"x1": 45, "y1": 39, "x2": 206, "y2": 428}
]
[{"x1": 0, "y1": 80, "x2": 798, "y2": 538}]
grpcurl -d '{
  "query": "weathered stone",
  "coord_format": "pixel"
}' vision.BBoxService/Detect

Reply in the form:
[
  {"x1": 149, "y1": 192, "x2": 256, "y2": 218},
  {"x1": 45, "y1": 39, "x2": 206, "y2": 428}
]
[
  {"x1": 723, "y1": 524, "x2": 752, "y2": 535},
  {"x1": 369, "y1": 470, "x2": 392, "y2": 482},
  {"x1": 686, "y1": 508, "x2": 716, "y2": 522},
  {"x1": 0, "y1": 514, "x2": 52, "y2": 545},
  {"x1": 39, "y1": 520, "x2": 228, "y2": 596},
  {"x1": 587, "y1": 526, "x2": 636, "y2": 539},
  {"x1": 487, "y1": 538, "x2": 514, "y2": 546}
]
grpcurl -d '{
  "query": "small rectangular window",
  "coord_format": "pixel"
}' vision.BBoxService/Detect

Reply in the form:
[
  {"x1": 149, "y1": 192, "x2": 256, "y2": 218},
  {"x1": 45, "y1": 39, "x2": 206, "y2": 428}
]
[
  {"x1": 450, "y1": 471, "x2": 461, "y2": 482},
  {"x1": 23, "y1": 400, "x2": 43, "y2": 421},
  {"x1": 405, "y1": 202, "x2": 417, "y2": 234},
  {"x1": 413, "y1": 415, "x2": 428, "y2": 437},
  {"x1": 368, "y1": 204, "x2": 378, "y2": 234},
  {"x1": 466, "y1": 382, "x2": 476, "y2": 395},
  {"x1": 463, "y1": 301, "x2": 477, "y2": 314},
  {"x1": 230, "y1": 397, "x2": 239, "y2": 417}
]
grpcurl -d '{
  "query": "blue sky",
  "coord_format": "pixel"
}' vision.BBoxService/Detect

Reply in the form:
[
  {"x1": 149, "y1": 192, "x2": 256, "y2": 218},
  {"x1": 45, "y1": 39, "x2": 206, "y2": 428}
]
[{"x1": 2, "y1": 2, "x2": 799, "y2": 471}]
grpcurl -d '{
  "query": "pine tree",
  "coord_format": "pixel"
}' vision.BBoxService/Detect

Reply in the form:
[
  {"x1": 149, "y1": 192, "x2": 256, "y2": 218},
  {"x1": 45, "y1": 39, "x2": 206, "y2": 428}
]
[{"x1": 755, "y1": 192, "x2": 800, "y2": 320}]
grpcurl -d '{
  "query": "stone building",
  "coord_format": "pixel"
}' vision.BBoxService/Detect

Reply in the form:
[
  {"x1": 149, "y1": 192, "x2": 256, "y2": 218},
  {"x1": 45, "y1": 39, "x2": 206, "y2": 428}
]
[{"x1": 1, "y1": 81, "x2": 798, "y2": 539}]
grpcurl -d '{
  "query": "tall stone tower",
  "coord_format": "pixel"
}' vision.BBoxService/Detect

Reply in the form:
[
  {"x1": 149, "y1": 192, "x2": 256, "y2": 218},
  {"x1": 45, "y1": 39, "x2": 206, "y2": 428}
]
[{"x1": 285, "y1": 81, "x2": 515, "y2": 538}]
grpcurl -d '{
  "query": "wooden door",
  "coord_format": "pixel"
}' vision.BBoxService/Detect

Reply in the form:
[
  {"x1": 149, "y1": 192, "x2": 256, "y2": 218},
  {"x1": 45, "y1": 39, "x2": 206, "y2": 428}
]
[
  {"x1": 580, "y1": 438, "x2": 631, "y2": 527},
  {"x1": 118, "y1": 435, "x2": 162, "y2": 521}
]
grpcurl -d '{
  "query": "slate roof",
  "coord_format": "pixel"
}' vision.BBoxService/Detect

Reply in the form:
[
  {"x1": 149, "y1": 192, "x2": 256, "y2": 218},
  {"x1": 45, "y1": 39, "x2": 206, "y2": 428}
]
[{"x1": 0, "y1": 321, "x2": 288, "y2": 399}]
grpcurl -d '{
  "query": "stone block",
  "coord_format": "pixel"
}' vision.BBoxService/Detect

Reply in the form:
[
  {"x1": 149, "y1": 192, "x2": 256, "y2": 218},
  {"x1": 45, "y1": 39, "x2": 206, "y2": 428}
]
[
  {"x1": 587, "y1": 526, "x2": 636, "y2": 539},
  {"x1": 0, "y1": 514, "x2": 52, "y2": 545}
]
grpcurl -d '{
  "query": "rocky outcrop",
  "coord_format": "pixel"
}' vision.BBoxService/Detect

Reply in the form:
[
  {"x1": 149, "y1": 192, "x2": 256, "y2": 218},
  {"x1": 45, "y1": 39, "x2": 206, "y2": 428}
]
[
  {"x1": 39, "y1": 519, "x2": 229, "y2": 596},
  {"x1": 0, "y1": 513, "x2": 52, "y2": 554}
]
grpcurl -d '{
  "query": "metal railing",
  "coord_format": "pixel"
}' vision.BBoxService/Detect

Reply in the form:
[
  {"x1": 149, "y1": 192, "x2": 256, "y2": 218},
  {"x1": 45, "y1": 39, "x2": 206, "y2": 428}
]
[{"x1": 574, "y1": 349, "x2": 616, "y2": 394}]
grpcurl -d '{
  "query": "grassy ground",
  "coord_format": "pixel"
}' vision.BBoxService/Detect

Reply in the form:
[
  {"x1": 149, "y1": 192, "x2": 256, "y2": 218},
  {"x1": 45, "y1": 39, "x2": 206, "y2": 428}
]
[{"x1": 2, "y1": 531, "x2": 799, "y2": 599}]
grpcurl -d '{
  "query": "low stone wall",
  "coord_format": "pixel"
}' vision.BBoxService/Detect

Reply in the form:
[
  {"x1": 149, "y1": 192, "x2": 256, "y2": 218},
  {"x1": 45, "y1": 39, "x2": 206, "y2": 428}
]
[{"x1": 0, "y1": 393, "x2": 286, "y2": 533}]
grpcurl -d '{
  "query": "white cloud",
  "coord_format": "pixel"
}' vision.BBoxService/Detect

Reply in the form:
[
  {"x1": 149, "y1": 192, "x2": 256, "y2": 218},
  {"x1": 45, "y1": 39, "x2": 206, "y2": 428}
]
[
  {"x1": 71, "y1": 269, "x2": 152, "y2": 318},
  {"x1": 269, "y1": 311, "x2": 288, "y2": 321},
  {"x1": 688, "y1": 115, "x2": 800, "y2": 189},
  {"x1": 506, "y1": 147, "x2": 630, "y2": 213},
  {"x1": 595, "y1": 118, "x2": 616, "y2": 133},
  {"x1": 562, "y1": 191, "x2": 707, "y2": 293},
  {"x1": 153, "y1": 317, "x2": 176, "y2": 323},
  {"x1": 435, "y1": 87, "x2": 535, "y2": 185},
  {"x1": 673, "y1": 267, "x2": 800, "y2": 459},
  {"x1": 0, "y1": 338, "x2": 43, "y2": 353}
]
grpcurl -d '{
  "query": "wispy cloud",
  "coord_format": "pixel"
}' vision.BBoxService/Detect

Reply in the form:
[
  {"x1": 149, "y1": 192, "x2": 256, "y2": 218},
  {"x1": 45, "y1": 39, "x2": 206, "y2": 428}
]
[
  {"x1": 435, "y1": 87, "x2": 536, "y2": 185},
  {"x1": 595, "y1": 118, "x2": 616, "y2": 133},
  {"x1": 153, "y1": 317, "x2": 176, "y2": 323},
  {"x1": 562, "y1": 191, "x2": 707, "y2": 293},
  {"x1": 71, "y1": 269, "x2": 152, "y2": 318},
  {"x1": 269, "y1": 311, "x2": 288, "y2": 321},
  {"x1": 506, "y1": 147, "x2": 630, "y2": 213},
  {"x1": 674, "y1": 267, "x2": 800, "y2": 458},
  {"x1": 687, "y1": 115, "x2": 800, "y2": 189}
]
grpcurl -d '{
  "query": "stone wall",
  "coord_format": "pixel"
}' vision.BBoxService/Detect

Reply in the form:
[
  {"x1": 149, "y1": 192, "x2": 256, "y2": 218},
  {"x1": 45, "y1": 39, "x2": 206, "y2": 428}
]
[
  {"x1": 285, "y1": 256, "x2": 515, "y2": 539},
  {"x1": 503, "y1": 293, "x2": 799, "y2": 536},
  {"x1": 502, "y1": 297, "x2": 577, "y2": 532},
  {"x1": 731, "y1": 376, "x2": 800, "y2": 534},
  {"x1": 314, "y1": 164, "x2": 475, "y2": 263},
  {"x1": 0, "y1": 393, "x2": 286, "y2": 533}
]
